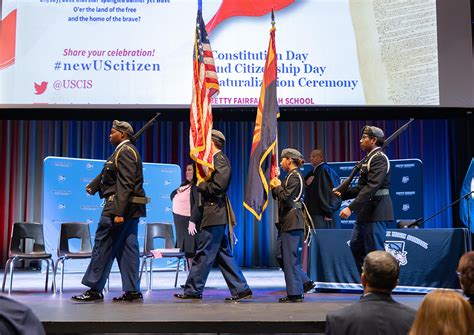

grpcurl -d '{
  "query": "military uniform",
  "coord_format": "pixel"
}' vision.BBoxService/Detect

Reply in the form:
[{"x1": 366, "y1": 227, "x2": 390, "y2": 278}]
[
  {"x1": 304, "y1": 162, "x2": 342, "y2": 229},
  {"x1": 272, "y1": 148, "x2": 311, "y2": 301},
  {"x1": 81, "y1": 121, "x2": 146, "y2": 294},
  {"x1": 182, "y1": 149, "x2": 250, "y2": 298},
  {"x1": 342, "y1": 139, "x2": 394, "y2": 272}
]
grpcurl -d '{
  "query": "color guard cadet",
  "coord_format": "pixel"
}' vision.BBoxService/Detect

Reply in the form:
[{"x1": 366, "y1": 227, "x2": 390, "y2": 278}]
[
  {"x1": 271, "y1": 148, "x2": 314, "y2": 302},
  {"x1": 72, "y1": 120, "x2": 147, "y2": 302},
  {"x1": 175, "y1": 129, "x2": 252, "y2": 301},
  {"x1": 334, "y1": 126, "x2": 394, "y2": 273}
]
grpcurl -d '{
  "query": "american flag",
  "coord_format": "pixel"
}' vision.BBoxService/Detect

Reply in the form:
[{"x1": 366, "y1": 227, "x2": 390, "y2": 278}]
[{"x1": 190, "y1": 0, "x2": 220, "y2": 182}]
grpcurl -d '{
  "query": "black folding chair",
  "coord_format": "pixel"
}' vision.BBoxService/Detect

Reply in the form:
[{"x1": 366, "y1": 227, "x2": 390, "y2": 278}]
[
  {"x1": 53, "y1": 222, "x2": 92, "y2": 293},
  {"x1": 2, "y1": 222, "x2": 55, "y2": 293},
  {"x1": 139, "y1": 223, "x2": 187, "y2": 290}
]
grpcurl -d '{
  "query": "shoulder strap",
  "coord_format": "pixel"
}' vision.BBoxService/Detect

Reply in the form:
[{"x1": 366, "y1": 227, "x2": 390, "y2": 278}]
[
  {"x1": 114, "y1": 145, "x2": 138, "y2": 167},
  {"x1": 285, "y1": 170, "x2": 304, "y2": 202},
  {"x1": 367, "y1": 151, "x2": 390, "y2": 173}
]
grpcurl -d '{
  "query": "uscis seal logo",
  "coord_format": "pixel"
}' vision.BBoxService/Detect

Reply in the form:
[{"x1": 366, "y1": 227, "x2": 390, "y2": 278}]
[
  {"x1": 164, "y1": 180, "x2": 171, "y2": 186},
  {"x1": 86, "y1": 218, "x2": 94, "y2": 224},
  {"x1": 385, "y1": 241, "x2": 408, "y2": 266},
  {"x1": 58, "y1": 203, "x2": 66, "y2": 210},
  {"x1": 402, "y1": 204, "x2": 410, "y2": 211},
  {"x1": 86, "y1": 163, "x2": 94, "y2": 170},
  {"x1": 402, "y1": 176, "x2": 410, "y2": 184},
  {"x1": 58, "y1": 175, "x2": 66, "y2": 182}
]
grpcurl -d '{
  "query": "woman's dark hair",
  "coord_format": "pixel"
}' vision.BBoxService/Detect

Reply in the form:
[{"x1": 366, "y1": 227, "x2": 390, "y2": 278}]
[
  {"x1": 191, "y1": 162, "x2": 198, "y2": 184},
  {"x1": 289, "y1": 157, "x2": 305, "y2": 168},
  {"x1": 182, "y1": 162, "x2": 197, "y2": 186}
]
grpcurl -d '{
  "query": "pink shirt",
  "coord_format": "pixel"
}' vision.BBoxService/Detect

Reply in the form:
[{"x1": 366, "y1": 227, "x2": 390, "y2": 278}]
[{"x1": 172, "y1": 184, "x2": 191, "y2": 216}]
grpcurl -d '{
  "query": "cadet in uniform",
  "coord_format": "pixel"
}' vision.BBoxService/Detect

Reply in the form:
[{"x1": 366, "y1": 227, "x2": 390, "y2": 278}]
[
  {"x1": 174, "y1": 129, "x2": 252, "y2": 301},
  {"x1": 72, "y1": 120, "x2": 147, "y2": 302},
  {"x1": 334, "y1": 126, "x2": 394, "y2": 273},
  {"x1": 270, "y1": 148, "x2": 313, "y2": 303}
]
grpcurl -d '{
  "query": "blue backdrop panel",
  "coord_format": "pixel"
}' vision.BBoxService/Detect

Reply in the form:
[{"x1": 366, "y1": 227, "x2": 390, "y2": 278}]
[
  {"x1": 302, "y1": 159, "x2": 423, "y2": 228},
  {"x1": 42, "y1": 156, "x2": 181, "y2": 272},
  {"x1": 308, "y1": 228, "x2": 468, "y2": 292}
]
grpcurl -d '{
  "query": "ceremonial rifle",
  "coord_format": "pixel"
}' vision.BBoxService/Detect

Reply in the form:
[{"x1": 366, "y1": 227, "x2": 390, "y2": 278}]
[
  {"x1": 334, "y1": 118, "x2": 414, "y2": 195},
  {"x1": 130, "y1": 112, "x2": 161, "y2": 144}
]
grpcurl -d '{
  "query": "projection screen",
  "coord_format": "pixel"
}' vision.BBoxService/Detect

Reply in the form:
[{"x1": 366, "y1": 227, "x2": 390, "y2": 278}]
[{"x1": 0, "y1": 0, "x2": 472, "y2": 109}]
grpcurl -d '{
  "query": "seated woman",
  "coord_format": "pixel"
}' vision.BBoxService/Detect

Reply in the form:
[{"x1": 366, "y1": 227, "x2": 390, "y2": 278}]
[
  {"x1": 409, "y1": 289, "x2": 473, "y2": 335},
  {"x1": 170, "y1": 163, "x2": 198, "y2": 269}
]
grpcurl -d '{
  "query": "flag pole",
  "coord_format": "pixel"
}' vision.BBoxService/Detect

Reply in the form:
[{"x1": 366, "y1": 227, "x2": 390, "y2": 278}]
[
  {"x1": 271, "y1": 8, "x2": 280, "y2": 230},
  {"x1": 272, "y1": 9, "x2": 279, "y2": 179}
]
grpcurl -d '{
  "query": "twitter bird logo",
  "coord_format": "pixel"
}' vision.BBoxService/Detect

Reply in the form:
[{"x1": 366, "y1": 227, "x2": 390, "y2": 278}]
[{"x1": 34, "y1": 81, "x2": 48, "y2": 95}]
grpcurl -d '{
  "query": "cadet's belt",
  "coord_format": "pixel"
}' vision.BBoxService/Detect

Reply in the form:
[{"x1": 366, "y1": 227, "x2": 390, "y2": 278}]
[
  {"x1": 375, "y1": 189, "x2": 389, "y2": 196},
  {"x1": 107, "y1": 194, "x2": 150, "y2": 204},
  {"x1": 292, "y1": 202, "x2": 302, "y2": 209}
]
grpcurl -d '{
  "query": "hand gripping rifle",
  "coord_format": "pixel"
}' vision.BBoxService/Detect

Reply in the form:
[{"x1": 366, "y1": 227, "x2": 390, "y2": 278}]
[
  {"x1": 87, "y1": 113, "x2": 161, "y2": 194},
  {"x1": 333, "y1": 118, "x2": 415, "y2": 195}
]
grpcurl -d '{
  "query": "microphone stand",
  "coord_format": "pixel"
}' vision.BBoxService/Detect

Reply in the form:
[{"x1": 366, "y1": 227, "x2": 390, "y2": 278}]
[
  {"x1": 467, "y1": 191, "x2": 473, "y2": 251},
  {"x1": 404, "y1": 190, "x2": 473, "y2": 250}
]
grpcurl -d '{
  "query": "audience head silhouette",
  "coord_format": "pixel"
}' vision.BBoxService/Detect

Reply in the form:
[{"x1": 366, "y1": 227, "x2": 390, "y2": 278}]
[{"x1": 362, "y1": 250, "x2": 399, "y2": 293}]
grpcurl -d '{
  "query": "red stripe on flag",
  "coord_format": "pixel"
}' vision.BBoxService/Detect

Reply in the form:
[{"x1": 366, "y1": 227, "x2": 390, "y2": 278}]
[{"x1": 189, "y1": 11, "x2": 219, "y2": 182}]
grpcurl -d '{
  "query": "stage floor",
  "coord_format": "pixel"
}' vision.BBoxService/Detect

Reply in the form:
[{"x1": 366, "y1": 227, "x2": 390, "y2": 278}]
[{"x1": 3, "y1": 268, "x2": 424, "y2": 334}]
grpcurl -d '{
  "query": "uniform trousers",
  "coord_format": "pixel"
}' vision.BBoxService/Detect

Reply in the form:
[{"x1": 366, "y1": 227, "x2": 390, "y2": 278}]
[
  {"x1": 277, "y1": 229, "x2": 306, "y2": 296},
  {"x1": 184, "y1": 224, "x2": 249, "y2": 296},
  {"x1": 350, "y1": 220, "x2": 388, "y2": 272},
  {"x1": 82, "y1": 215, "x2": 140, "y2": 292}
]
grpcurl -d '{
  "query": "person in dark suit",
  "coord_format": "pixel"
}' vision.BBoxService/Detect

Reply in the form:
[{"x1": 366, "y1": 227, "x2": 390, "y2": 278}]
[
  {"x1": 72, "y1": 120, "x2": 147, "y2": 302},
  {"x1": 334, "y1": 126, "x2": 394, "y2": 272},
  {"x1": 325, "y1": 251, "x2": 416, "y2": 335},
  {"x1": 270, "y1": 148, "x2": 314, "y2": 303},
  {"x1": 174, "y1": 129, "x2": 252, "y2": 301},
  {"x1": 457, "y1": 251, "x2": 474, "y2": 308},
  {"x1": 304, "y1": 149, "x2": 342, "y2": 229},
  {"x1": 0, "y1": 295, "x2": 45, "y2": 335}
]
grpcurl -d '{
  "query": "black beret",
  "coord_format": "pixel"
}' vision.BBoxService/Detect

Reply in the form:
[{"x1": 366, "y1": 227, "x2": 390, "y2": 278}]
[
  {"x1": 211, "y1": 129, "x2": 226, "y2": 143},
  {"x1": 112, "y1": 120, "x2": 134, "y2": 137},
  {"x1": 281, "y1": 148, "x2": 303, "y2": 160},
  {"x1": 362, "y1": 125, "x2": 384, "y2": 138}
]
